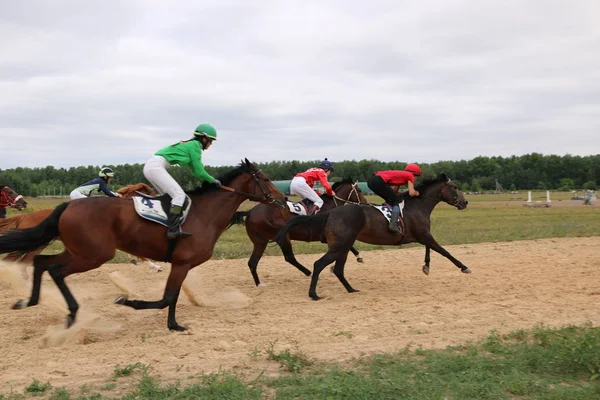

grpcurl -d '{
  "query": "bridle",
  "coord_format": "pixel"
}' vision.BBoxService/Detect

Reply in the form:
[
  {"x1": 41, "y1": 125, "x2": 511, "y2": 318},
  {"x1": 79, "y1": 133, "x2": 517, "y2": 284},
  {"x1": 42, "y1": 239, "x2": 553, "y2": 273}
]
[
  {"x1": 0, "y1": 187, "x2": 24, "y2": 208},
  {"x1": 221, "y1": 169, "x2": 285, "y2": 208},
  {"x1": 332, "y1": 182, "x2": 368, "y2": 206},
  {"x1": 440, "y1": 181, "x2": 462, "y2": 208}
]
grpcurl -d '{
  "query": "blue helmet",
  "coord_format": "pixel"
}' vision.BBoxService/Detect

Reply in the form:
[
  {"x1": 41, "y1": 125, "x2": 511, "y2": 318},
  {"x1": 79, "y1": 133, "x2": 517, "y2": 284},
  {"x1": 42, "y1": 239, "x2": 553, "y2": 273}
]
[{"x1": 319, "y1": 158, "x2": 334, "y2": 171}]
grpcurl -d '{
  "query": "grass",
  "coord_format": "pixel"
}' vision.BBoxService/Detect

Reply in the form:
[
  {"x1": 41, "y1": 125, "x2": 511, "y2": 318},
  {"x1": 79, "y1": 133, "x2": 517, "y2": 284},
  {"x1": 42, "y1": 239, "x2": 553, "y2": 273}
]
[
  {"x1": 5, "y1": 193, "x2": 600, "y2": 263},
  {"x1": 4, "y1": 325, "x2": 598, "y2": 399}
]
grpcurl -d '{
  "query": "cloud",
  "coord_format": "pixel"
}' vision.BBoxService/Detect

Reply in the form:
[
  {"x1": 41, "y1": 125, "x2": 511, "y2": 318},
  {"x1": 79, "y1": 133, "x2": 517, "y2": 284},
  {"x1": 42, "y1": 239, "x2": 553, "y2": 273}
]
[{"x1": 1, "y1": 0, "x2": 599, "y2": 170}]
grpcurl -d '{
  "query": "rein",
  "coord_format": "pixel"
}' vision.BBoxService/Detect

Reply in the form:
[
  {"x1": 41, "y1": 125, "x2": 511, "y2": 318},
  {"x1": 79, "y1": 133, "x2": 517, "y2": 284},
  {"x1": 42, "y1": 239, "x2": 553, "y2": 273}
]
[
  {"x1": 219, "y1": 169, "x2": 285, "y2": 207},
  {"x1": 332, "y1": 183, "x2": 367, "y2": 206}
]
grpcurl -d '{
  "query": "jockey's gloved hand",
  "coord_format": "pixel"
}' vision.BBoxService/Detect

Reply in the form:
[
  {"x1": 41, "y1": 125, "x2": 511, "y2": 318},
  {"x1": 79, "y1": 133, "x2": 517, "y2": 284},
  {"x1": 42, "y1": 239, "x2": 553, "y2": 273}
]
[{"x1": 213, "y1": 179, "x2": 222, "y2": 187}]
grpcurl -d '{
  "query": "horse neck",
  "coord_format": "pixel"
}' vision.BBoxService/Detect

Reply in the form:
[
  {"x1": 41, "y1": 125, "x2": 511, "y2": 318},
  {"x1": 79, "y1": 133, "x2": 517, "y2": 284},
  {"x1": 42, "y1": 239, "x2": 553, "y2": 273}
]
[
  {"x1": 321, "y1": 184, "x2": 355, "y2": 209},
  {"x1": 189, "y1": 179, "x2": 257, "y2": 229},
  {"x1": 412, "y1": 183, "x2": 444, "y2": 216}
]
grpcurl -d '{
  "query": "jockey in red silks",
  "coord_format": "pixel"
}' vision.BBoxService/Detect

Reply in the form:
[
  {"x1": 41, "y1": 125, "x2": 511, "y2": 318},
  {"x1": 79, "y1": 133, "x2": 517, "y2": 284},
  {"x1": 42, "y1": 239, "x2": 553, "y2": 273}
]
[
  {"x1": 367, "y1": 163, "x2": 422, "y2": 233},
  {"x1": 290, "y1": 159, "x2": 336, "y2": 215}
]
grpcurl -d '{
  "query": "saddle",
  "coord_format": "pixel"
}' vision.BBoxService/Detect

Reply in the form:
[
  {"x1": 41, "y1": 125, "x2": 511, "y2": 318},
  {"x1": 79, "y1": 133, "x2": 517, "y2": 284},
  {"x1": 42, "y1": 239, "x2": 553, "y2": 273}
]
[
  {"x1": 133, "y1": 192, "x2": 192, "y2": 227},
  {"x1": 371, "y1": 201, "x2": 406, "y2": 235}
]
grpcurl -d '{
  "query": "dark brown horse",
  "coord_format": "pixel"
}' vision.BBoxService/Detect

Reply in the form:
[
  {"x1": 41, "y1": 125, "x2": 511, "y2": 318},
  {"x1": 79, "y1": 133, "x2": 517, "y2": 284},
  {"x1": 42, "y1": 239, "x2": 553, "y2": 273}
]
[
  {"x1": 0, "y1": 159, "x2": 286, "y2": 331},
  {"x1": 0, "y1": 183, "x2": 157, "y2": 266},
  {"x1": 274, "y1": 173, "x2": 470, "y2": 300},
  {"x1": 230, "y1": 177, "x2": 369, "y2": 286},
  {"x1": 0, "y1": 185, "x2": 28, "y2": 213}
]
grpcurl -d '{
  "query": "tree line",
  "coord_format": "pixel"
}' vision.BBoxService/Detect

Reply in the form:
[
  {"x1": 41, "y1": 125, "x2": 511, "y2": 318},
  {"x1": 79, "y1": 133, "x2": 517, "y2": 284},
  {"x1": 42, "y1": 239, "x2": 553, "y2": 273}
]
[{"x1": 1, "y1": 153, "x2": 598, "y2": 196}]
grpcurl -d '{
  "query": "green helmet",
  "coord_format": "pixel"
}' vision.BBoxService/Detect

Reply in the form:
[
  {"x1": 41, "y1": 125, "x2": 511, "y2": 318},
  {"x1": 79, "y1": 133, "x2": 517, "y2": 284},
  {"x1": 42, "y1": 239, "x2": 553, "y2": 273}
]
[{"x1": 194, "y1": 123, "x2": 217, "y2": 141}]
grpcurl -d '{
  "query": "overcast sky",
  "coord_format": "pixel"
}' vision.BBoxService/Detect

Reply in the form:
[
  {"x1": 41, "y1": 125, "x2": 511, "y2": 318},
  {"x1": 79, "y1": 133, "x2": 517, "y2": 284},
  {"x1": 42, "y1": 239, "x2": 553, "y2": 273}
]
[{"x1": 1, "y1": 0, "x2": 599, "y2": 169}]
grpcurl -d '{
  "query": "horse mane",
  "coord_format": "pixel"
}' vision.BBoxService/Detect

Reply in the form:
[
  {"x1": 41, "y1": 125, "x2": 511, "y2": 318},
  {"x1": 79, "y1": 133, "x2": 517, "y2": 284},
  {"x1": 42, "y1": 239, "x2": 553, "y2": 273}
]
[
  {"x1": 331, "y1": 177, "x2": 355, "y2": 191},
  {"x1": 185, "y1": 162, "x2": 251, "y2": 196},
  {"x1": 117, "y1": 183, "x2": 153, "y2": 195},
  {"x1": 415, "y1": 175, "x2": 448, "y2": 191}
]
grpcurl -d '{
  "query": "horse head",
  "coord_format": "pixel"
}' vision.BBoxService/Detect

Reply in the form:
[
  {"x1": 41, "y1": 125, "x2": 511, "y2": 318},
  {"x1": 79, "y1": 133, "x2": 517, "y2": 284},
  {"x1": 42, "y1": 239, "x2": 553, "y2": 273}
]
[
  {"x1": 437, "y1": 173, "x2": 468, "y2": 210},
  {"x1": 222, "y1": 158, "x2": 287, "y2": 207},
  {"x1": 0, "y1": 186, "x2": 27, "y2": 210},
  {"x1": 331, "y1": 177, "x2": 369, "y2": 204}
]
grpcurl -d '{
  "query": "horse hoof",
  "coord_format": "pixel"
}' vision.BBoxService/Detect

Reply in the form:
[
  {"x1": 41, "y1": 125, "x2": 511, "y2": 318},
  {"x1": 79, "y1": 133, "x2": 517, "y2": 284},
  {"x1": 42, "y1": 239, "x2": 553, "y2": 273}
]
[
  {"x1": 356, "y1": 257, "x2": 364, "y2": 263},
  {"x1": 422, "y1": 265, "x2": 430, "y2": 275},
  {"x1": 65, "y1": 315, "x2": 75, "y2": 329},
  {"x1": 349, "y1": 289, "x2": 360, "y2": 293},
  {"x1": 462, "y1": 268, "x2": 472, "y2": 274},
  {"x1": 310, "y1": 295, "x2": 321, "y2": 301},
  {"x1": 11, "y1": 299, "x2": 28, "y2": 310},
  {"x1": 169, "y1": 324, "x2": 187, "y2": 332},
  {"x1": 258, "y1": 283, "x2": 268, "y2": 287},
  {"x1": 114, "y1": 295, "x2": 128, "y2": 305},
  {"x1": 130, "y1": 259, "x2": 138, "y2": 265}
]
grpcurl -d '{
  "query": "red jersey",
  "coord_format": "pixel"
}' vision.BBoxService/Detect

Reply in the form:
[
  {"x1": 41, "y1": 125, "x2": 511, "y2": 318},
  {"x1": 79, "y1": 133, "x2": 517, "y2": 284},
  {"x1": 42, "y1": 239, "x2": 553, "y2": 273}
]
[
  {"x1": 295, "y1": 168, "x2": 334, "y2": 195},
  {"x1": 375, "y1": 170, "x2": 416, "y2": 186}
]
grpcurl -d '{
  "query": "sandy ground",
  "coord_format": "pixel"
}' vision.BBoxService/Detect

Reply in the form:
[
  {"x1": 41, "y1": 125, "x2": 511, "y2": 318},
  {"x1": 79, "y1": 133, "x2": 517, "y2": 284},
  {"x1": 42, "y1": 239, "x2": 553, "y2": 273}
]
[{"x1": 0, "y1": 236, "x2": 599, "y2": 396}]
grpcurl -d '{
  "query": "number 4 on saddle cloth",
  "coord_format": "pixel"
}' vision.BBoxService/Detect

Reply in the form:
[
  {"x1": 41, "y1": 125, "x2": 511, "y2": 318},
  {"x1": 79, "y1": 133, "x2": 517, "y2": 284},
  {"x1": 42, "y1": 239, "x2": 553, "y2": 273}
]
[
  {"x1": 372, "y1": 200, "x2": 406, "y2": 235},
  {"x1": 133, "y1": 192, "x2": 192, "y2": 227}
]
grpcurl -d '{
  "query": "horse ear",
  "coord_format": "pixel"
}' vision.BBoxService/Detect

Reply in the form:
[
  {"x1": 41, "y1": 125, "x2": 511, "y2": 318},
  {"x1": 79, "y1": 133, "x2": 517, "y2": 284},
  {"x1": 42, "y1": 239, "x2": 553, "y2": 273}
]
[
  {"x1": 244, "y1": 158, "x2": 251, "y2": 166},
  {"x1": 438, "y1": 172, "x2": 448, "y2": 180}
]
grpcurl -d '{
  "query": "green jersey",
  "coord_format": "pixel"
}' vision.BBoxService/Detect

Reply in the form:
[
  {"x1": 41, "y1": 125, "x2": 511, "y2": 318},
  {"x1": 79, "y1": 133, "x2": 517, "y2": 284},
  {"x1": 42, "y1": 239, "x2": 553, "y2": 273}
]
[{"x1": 155, "y1": 140, "x2": 216, "y2": 183}]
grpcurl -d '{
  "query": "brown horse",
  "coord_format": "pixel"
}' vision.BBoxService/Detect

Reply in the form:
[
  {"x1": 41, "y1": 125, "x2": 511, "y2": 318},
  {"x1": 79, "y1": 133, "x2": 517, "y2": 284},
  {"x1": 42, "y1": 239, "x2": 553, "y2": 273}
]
[
  {"x1": 0, "y1": 183, "x2": 157, "y2": 266},
  {"x1": 0, "y1": 159, "x2": 286, "y2": 331},
  {"x1": 230, "y1": 177, "x2": 369, "y2": 286},
  {"x1": 0, "y1": 185, "x2": 28, "y2": 213},
  {"x1": 274, "y1": 174, "x2": 470, "y2": 300}
]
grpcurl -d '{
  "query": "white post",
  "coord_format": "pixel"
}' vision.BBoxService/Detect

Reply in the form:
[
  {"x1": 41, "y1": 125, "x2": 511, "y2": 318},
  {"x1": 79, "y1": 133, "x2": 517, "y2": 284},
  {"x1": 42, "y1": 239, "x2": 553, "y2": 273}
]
[
  {"x1": 527, "y1": 191, "x2": 532, "y2": 203},
  {"x1": 546, "y1": 191, "x2": 551, "y2": 203}
]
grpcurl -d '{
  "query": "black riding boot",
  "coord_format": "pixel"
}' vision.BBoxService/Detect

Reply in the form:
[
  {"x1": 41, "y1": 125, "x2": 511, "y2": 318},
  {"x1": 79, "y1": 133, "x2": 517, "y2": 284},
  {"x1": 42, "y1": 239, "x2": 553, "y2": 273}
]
[
  {"x1": 388, "y1": 204, "x2": 401, "y2": 234},
  {"x1": 167, "y1": 206, "x2": 191, "y2": 239}
]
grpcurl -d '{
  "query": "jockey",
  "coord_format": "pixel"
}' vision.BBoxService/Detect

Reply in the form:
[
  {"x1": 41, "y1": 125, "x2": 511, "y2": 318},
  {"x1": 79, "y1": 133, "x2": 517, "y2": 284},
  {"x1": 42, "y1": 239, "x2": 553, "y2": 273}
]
[
  {"x1": 290, "y1": 159, "x2": 336, "y2": 215},
  {"x1": 70, "y1": 167, "x2": 122, "y2": 200},
  {"x1": 143, "y1": 123, "x2": 219, "y2": 239},
  {"x1": 367, "y1": 163, "x2": 422, "y2": 233}
]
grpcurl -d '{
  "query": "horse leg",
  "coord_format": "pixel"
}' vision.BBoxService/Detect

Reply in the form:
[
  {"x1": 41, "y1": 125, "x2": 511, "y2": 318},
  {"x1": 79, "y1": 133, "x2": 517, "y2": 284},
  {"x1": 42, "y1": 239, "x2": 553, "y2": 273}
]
[
  {"x1": 419, "y1": 234, "x2": 471, "y2": 274},
  {"x1": 309, "y1": 251, "x2": 339, "y2": 301},
  {"x1": 12, "y1": 253, "x2": 60, "y2": 309},
  {"x1": 423, "y1": 246, "x2": 431, "y2": 275},
  {"x1": 332, "y1": 252, "x2": 359, "y2": 293},
  {"x1": 349, "y1": 245, "x2": 364, "y2": 263},
  {"x1": 247, "y1": 236, "x2": 268, "y2": 287},
  {"x1": 279, "y1": 236, "x2": 311, "y2": 277},
  {"x1": 115, "y1": 264, "x2": 191, "y2": 331}
]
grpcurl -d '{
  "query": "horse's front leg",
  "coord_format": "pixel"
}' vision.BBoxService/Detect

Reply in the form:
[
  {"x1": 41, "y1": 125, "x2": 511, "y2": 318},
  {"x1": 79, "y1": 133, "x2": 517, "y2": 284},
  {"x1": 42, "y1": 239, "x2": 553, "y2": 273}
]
[
  {"x1": 115, "y1": 264, "x2": 190, "y2": 331},
  {"x1": 419, "y1": 234, "x2": 471, "y2": 274}
]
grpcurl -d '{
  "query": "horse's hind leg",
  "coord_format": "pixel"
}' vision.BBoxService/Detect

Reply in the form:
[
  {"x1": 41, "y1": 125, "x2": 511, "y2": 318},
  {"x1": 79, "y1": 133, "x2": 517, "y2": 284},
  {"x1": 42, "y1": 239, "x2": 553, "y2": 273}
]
[
  {"x1": 349, "y1": 246, "x2": 364, "y2": 263},
  {"x1": 332, "y1": 252, "x2": 359, "y2": 294},
  {"x1": 115, "y1": 264, "x2": 191, "y2": 331},
  {"x1": 247, "y1": 235, "x2": 268, "y2": 286},
  {"x1": 12, "y1": 252, "x2": 71, "y2": 310},
  {"x1": 309, "y1": 251, "x2": 340, "y2": 301},
  {"x1": 279, "y1": 236, "x2": 311, "y2": 277},
  {"x1": 423, "y1": 246, "x2": 431, "y2": 275}
]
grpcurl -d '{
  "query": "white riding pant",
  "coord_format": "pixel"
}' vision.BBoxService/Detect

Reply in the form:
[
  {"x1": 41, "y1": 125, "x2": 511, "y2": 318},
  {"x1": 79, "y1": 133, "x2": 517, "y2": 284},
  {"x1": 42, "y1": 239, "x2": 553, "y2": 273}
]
[
  {"x1": 290, "y1": 177, "x2": 323, "y2": 209},
  {"x1": 143, "y1": 155, "x2": 186, "y2": 207},
  {"x1": 69, "y1": 190, "x2": 87, "y2": 200}
]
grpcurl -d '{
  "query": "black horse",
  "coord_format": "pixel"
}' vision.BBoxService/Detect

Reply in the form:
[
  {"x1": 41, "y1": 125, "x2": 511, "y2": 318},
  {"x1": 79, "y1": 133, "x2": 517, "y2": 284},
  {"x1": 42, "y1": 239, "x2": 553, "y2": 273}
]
[
  {"x1": 229, "y1": 177, "x2": 369, "y2": 286},
  {"x1": 274, "y1": 173, "x2": 470, "y2": 300}
]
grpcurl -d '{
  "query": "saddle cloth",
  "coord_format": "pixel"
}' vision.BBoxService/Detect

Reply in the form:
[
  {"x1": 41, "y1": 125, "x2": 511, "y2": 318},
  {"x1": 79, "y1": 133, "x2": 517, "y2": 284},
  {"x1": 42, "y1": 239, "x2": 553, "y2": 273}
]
[{"x1": 133, "y1": 193, "x2": 192, "y2": 227}]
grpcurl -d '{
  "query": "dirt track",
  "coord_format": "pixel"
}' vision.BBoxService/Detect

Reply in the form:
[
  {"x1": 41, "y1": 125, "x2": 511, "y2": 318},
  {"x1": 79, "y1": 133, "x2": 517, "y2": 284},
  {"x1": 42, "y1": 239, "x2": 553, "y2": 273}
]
[{"x1": 1, "y1": 236, "x2": 599, "y2": 395}]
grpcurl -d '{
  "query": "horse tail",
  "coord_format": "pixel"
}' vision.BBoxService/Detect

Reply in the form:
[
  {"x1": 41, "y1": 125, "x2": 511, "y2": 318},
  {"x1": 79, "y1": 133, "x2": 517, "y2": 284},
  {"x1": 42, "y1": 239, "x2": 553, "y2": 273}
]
[
  {"x1": 227, "y1": 211, "x2": 249, "y2": 229},
  {"x1": 0, "y1": 202, "x2": 69, "y2": 254},
  {"x1": 0, "y1": 215, "x2": 22, "y2": 233},
  {"x1": 273, "y1": 211, "x2": 331, "y2": 244}
]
